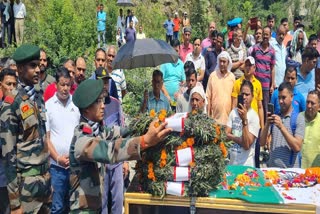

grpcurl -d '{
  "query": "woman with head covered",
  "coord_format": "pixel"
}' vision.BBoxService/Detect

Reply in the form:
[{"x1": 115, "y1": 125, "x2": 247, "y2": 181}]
[{"x1": 206, "y1": 51, "x2": 235, "y2": 125}]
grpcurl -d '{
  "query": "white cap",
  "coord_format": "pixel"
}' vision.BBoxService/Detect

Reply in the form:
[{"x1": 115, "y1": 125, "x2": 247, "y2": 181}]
[
  {"x1": 245, "y1": 56, "x2": 255, "y2": 65},
  {"x1": 174, "y1": 12, "x2": 178, "y2": 15}
]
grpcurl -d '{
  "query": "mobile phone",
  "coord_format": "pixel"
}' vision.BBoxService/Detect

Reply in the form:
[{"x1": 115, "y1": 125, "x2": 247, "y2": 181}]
[
  {"x1": 267, "y1": 103, "x2": 274, "y2": 115},
  {"x1": 237, "y1": 95, "x2": 244, "y2": 108}
]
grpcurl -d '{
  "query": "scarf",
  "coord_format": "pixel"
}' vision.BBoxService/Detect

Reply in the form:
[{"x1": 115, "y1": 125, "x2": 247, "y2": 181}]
[
  {"x1": 82, "y1": 116, "x2": 100, "y2": 137},
  {"x1": 22, "y1": 85, "x2": 36, "y2": 101}
]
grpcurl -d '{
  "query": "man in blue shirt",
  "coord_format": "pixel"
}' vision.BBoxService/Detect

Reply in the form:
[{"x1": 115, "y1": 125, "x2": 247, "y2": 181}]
[
  {"x1": 125, "y1": 20, "x2": 136, "y2": 43},
  {"x1": 97, "y1": 4, "x2": 106, "y2": 48},
  {"x1": 140, "y1": 70, "x2": 170, "y2": 113},
  {"x1": 271, "y1": 66, "x2": 306, "y2": 115},
  {"x1": 163, "y1": 14, "x2": 174, "y2": 44},
  {"x1": 295, "y1": 47, "x2": 319, "y2": 100},
  {"x1": 270, "y1": 25, "x2": 287, "y2": 88}
]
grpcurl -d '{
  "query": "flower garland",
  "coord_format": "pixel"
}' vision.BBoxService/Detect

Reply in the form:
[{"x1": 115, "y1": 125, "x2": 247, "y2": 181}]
[{"x1": 130, "y1": 110, "x2": 232, "y2": 198}]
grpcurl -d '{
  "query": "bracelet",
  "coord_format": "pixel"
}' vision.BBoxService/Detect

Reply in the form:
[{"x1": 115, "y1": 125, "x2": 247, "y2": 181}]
[{"x1": 140, "y1": 135, "x2": 146, "y2": 150}]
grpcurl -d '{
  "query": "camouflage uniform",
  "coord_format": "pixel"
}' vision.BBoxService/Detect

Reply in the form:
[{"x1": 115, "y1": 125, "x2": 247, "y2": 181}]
[
  {"x1": 69, "y1": 118, "x2": 141, "y2": 213},
  {"x1": 0, "y1": 84, "x2": 51, "y2": 213}
]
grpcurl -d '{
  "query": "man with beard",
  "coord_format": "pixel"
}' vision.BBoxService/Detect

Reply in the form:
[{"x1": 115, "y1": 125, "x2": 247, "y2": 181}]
[
  {"x1": 0, "y1": 44, "x2": 51, "y2": 213},
  {"x1": 75, "y1": 57, "x2": 87, "y2": 85},
  {"x1": 301, "y1": 90, "x2": 320, "y2": 168},
  {"x1": 38, "y1": 49, "x2": 55, "y2": 92}
]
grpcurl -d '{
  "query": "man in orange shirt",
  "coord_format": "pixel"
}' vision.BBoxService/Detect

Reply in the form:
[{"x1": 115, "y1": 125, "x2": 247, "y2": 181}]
[{"x1": 173, "y1": 12, "x2": 181, "y2": 41}]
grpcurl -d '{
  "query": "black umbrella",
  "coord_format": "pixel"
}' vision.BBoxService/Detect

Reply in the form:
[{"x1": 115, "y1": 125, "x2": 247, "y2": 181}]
[
  {"x1": 112, "y1": 38, "x2": 179, "y2": 69},
  {"x1": 117, "y1": 0, "x2": 135, "y2": 7}
]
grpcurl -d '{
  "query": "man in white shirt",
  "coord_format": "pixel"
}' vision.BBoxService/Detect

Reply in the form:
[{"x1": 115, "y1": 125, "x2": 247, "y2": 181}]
[
  {"x1": 13, "y1": 0, "x2": 26, "y2": 45},
  {"x1": 106, "y1": 46, "x2": 127, "y2": 102},
  {"x1": 116, "y1": 8, "x2": 125, "y2": 36},
  {"x1": 45, "y1": 67, "x2": 80, "y2": 214},
  {"x1": 185, "y1": 37, "x2": 205, "y2": 83},
  {"x1": 131, "y1": 10, "x2": 138, "y2": 29}
]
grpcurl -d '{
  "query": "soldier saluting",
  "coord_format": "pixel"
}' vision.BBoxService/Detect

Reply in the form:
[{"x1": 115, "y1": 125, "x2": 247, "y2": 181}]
[
  {"x1": 0, "y1": 44, "x2": 51, "y2": 214},
  {"x1": 69, "y1": 79, "x2": 172, "y2": 213}
]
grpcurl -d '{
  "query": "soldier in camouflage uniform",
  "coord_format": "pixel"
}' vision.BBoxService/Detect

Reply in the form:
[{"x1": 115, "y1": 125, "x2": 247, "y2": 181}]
[
  {"x1": 69, "y1": 79, "x2": 172, "y2": 213},
  {"x1": 0, "y1": 44, "x2": 51, "y2": 214}
]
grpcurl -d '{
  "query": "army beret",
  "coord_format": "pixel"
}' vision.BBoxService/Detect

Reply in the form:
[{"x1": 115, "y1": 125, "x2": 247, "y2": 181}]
[
  {"x1": 95, "y1": 67, "x2": 111, "y2": 79},
  {"x1": 12, "y1": 44, "x2": 40, "y2": 64},
  {"x1": 72, "y1": 79, "x2": 104, "y2": 109}
]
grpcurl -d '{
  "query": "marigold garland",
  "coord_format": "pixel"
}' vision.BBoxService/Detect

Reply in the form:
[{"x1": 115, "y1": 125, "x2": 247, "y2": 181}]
[{"x1": 130, "y1": 110, "x2": 231, "y2": 198}]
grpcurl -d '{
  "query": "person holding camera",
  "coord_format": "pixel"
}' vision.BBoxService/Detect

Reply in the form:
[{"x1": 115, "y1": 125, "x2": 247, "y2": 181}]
[
  {"x1": 260, "y1": 82, "x2": 305, "y2": 168},
  {"x1": 226, "y1": 80, "x2": 260, "y2": 167}
]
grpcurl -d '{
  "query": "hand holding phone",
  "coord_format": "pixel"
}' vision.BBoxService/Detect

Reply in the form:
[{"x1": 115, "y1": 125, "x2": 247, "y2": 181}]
[{"x1": 237, "y1": 95, "x2": 244, "y2": 108}]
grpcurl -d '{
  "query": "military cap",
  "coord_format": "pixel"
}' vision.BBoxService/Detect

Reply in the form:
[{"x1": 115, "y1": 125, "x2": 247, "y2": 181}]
[
  {"x1": 73, "y1": 79, "x2": 104, "y2": 109},
  {"x1": 12, "y1": 44, "x2": 40, "y2": 64},
  {"x1": 95, "y1": 67, "x2": 111, "y2": 79}
]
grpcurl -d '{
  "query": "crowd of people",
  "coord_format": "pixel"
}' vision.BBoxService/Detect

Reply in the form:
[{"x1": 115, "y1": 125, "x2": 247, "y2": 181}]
[
  {"x1": 0, "y1": 3, "x2": 320, "y2": 214},
  {"x1": 0, "y1": 0, "x2": 26, "y2": 48}
]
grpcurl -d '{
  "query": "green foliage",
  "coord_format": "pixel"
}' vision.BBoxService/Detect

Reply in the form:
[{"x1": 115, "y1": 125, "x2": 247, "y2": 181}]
[
  {"x1": 122, "y1": 67, "x2": 153, "y2": 116},
  {"x1": 134, "y1": 1, "x2": 166, "y2": 39},
  {"x1": 24, "y1": 0, "x2": 97, "y2": 67}
]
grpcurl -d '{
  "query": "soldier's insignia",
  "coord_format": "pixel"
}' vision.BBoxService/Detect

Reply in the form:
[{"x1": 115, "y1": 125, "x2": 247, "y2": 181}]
[
  {"x1": 4, "y1": 96, "x2": 14, "y2": 104},
  {"x1": 82, "y1": 126, "x2": 92, "y2": 134},
  {"x1": 21, "y1": 108, "x2": 34, "y2": 120},
  {"x1": 21, "y1": 104, "x2": 30, "y2": 113},
  {"x1": 102, "y1": 69, "x2": 107, "y2": 76}
]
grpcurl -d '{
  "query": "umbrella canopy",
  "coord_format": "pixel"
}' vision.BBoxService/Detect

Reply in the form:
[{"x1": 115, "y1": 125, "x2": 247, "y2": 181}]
[
  {"x1": 117, "y1": 0, "x2": 135, "y2": 7},
  {"x1": 112, "y1": 38, "x2": 179, "y2": 69}
]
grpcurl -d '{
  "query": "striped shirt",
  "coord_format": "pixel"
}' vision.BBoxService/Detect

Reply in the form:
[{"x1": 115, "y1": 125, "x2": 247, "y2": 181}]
[
  {"x1": 250, "y1": 43, "x2": 275, "y2": 90},
  {"x1": 110, "y1": 69, "x2": 126, "y2": 103},
  {"x1": 267, "y1": 110, "x2": 305, "y2": 168}
]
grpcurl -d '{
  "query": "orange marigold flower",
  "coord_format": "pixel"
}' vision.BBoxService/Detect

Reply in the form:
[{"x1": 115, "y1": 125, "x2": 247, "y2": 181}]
[
  {"x1": 186, "y1": 137, "x2": 195, "y2": 147},
  {"x1": 154, "y1": 121, "x2": 160, "y2": 128},
  {"x1": 158, "y1": 113, "x2": 166, "y2": 122},
  {"x1": 181, "y1": 141, "x2": 188, "y2": 149},
  {"x1": 189, "y1": 161, "x2": 196, "y2": 168},
  {"x1": 220, "y1": 142, "x2": 228, "y2": 158},
  {"x1": 160, "y1": 160, "x2": 166, "y2": 168},
  {"x1": 215, "y1": 125, "x2": 221, "y2": 136},
  {"x1": 160, "y1": 109, "x2": 167, "y2": 117},
  {"x1": 265, "y1": 182, "x2": 272, "y2": 187},
  {"x1": 150, "y1": 109, "x2": 156, "y2": 118},
  {"x1": 161, "y1": 149, "x2": 167, "y2": 159},
  {"x1": 213, "y1": 137, "x2": 219, "y2": 144},
  {"x1": 191, "y1": 109, "x2": 198, "y2": 115}
]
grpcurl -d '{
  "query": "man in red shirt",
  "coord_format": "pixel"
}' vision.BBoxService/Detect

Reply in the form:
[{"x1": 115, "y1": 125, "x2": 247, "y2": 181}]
[
  {"x1": 173, "y1": 12, "x2": 181, "y2": 41},
  {"x1": 43, "y1": 59, "x2": 77, "y2": 102},
  {"x1": 179, "y1": 27, "x2": 194, "y2": 62}
]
